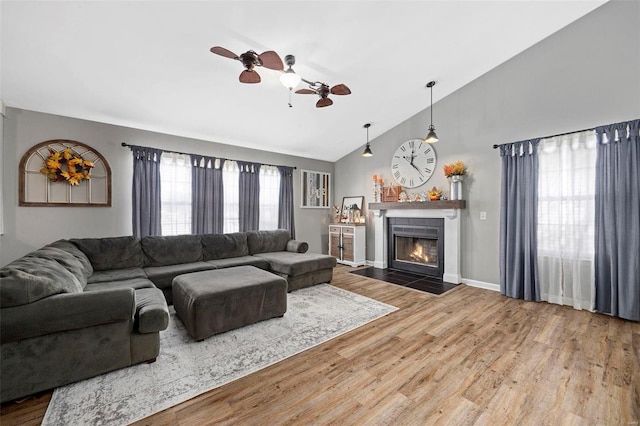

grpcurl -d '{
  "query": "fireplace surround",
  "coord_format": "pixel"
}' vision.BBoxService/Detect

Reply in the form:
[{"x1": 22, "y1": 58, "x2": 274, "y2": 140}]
[{"x1": 370, "y1": 201, "x2": 464, "y2": 284}]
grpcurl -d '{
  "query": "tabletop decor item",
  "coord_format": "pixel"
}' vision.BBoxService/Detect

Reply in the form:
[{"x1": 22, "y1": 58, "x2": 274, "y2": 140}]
[
  {"x1": 428, "y1": 187, "x2": 442, "y2": 200},
  {"x1": 443, "y1": 161, "x2": 468, "y2": 200}
]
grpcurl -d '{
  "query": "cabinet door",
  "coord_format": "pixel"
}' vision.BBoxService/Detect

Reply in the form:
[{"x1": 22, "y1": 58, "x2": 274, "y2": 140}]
[
  {"x1": 342, "y1": 233, "x2": 354, "y2": 262},
  {"x1": 329, "y1": 232, "x2": 341, "y2": 260}
]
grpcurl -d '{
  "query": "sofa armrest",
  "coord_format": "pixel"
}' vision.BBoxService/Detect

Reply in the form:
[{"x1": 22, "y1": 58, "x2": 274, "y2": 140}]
[
  {"x1": 0, "y1": 287, "x2": 135, "y2": 344},
  {"x1": 134, "y1": 288, "x2": 169, "y2": 333},
  {"x1": 286, "y1": 240, "x2": 309, "y2": 253}
]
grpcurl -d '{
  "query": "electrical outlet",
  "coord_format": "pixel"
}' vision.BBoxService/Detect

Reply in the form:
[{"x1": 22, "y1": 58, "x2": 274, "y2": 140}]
[{"x1": 480, "y1": 211, "x2": 487, "y2": 220}]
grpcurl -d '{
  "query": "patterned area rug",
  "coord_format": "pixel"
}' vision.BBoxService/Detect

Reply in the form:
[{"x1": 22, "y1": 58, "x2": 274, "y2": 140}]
[{"x1": 42, "y1": 284, "x2": 397, "y2": 425}]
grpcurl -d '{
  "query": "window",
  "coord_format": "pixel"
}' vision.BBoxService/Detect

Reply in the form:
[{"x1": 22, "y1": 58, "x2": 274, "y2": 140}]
[
  {"x1": 222, "y1": 161, "x2": 240, "y2": 233},
  {"x1": 160, "y1": 152, "x2": 192, "y2": 235},
  {"x1": 158, "y1": 155, "x2": 286, "y2": 235},
  {"x1": 537, "y1": 132, "x2": 597, "y2": 259},
  {"x1": 537, "y1": 130, "x2": 597, "y2": 310},
  {"x1": 259, "y1": 165, "x2": 280, "y2": 230}
]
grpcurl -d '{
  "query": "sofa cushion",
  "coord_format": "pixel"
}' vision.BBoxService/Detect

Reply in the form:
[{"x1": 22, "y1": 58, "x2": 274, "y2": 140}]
[
  {"x1": 201, "y1": 232, "x2": 249, "y2": 260},
  {"x1": 87, "y1": 267, "x2": 148, "y2": 284},
  {"x1": 46, "y1": 240, "x2": 94, "y2": 280},
  {"x1": 205, "y1": 255, "x2": 270, "y2": 271},
  {"x1": 144, "y1": 262, "x2": 215, "y2": 289},
  {"x1": 253, "y1": 252, "x2": 337, "y2": 276},
  {"x1": 84, "y1": 278, "x2": 156, "y2": 292},
  {"x1": 0, "y1": 256, "x2": 83, "y2": 308},
  {"x1": 246, "y1": 230, "x2": 291, "y2": 255},
  {"x1": 71, "y1": 236, "x2": 145, "y2": 271},
  {"x1": 134, "y1": 288, "x2": 170, "y2": 333},
  {"x1": 28, "y1": 245, "x2": 90, "y2": 288},
  {"x1": 141, "y1": 234, "x2": 203, "y2": 267}
]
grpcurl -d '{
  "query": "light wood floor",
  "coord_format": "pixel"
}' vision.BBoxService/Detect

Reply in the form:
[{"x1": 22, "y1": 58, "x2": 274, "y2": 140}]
[{"x1": 2, "y1": 265, "x2": 639, "y2": 425}]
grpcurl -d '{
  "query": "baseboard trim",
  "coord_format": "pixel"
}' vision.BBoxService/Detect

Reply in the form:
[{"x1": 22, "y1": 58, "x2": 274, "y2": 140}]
[{"x1": 461, "y1": 278, "x2": 500, "y2": 292}]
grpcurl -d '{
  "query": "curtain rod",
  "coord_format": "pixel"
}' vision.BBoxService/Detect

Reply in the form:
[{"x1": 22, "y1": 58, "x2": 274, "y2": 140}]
[
  {"x1": 492, "y1": 126, "x2": 595, "y2": 149},
  {"x1": 121, "y1": 142, "x2": 297, "y2": 170}
]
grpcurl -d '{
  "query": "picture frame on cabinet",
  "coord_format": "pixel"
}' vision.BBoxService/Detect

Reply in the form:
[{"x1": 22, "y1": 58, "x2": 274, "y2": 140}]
[
  {"x1": 340, "y1": 195, "x2": 364, "y2": 223},
  {"x1": 301, "y1": 169, "x2": 330, "y2": 208}
]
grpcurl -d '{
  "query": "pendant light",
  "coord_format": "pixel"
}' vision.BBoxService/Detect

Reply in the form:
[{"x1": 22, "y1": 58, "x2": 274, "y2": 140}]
[
  {"x1": 424, "y1": 81, "x2": 439, "y2": 143},
  {"x1": 361, "y1": 123, "x2": 373, "y2": 157}
]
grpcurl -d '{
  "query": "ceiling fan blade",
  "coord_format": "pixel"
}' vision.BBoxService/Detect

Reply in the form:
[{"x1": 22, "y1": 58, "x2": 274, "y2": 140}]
[
  {"x1": 316, "y1": 98, "x2": 333, "y2": 108},
  {"x1": 210, "y1": 46, "x2": 238, "y2": 59},
  {"x1": 258, "y1": 51, "x2": 284, "y2": 70},
  {"x1": 295, "y1": 89, "x2": 316, "y2": 95},
  {"x1": 330, "y1": 84, "x2": 351, "y2": 95},
  {"x1": 239, "y1": 70, "x2": 261, "y2": 84}
]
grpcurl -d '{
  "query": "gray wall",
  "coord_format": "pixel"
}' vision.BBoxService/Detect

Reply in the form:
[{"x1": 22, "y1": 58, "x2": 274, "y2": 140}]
[
  {"x1": 1, "y1": 108, "x2": 334, "y2": 265},
  {"x1": 334, "y1": 0, "x2": 640, "y2": 286}
]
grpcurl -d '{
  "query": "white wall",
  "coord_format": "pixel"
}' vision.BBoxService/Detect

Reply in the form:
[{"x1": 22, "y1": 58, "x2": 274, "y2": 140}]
[
  {"x1": 1, "y1": 109, "x2": 334, "y2": 265},
  {"x1": 334, "y1": 0, "x2": 640, "y2": 286}
]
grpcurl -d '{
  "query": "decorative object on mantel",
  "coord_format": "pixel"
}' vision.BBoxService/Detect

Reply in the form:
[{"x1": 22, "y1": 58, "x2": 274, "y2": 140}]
[
  {"x1": 382, "y1": 185, "x2": 401, "y2": 202},
  {"x1": 19, "y1": 140, "x2": 111, "y2": 207},
  {"x1": 371, "y1": 174, "x2": 382, "y2": 202},
  {"x1": 428, "y1": 187, "x2": 443, "y2": 200},
  {"x1": 301, "y1": 170, "x2": 330, "y2": 208},
  {"x1": 443, "y1": 160, "x2": 468, "y2": 201}
]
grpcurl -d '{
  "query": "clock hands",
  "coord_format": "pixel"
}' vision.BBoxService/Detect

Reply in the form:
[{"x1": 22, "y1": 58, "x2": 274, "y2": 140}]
[
  {"x1": 410, "y1": 162, "x2": 424, "y2": 177},
  {"x1": 401, "y1": 154, "x2": 424, "y2": 177}
]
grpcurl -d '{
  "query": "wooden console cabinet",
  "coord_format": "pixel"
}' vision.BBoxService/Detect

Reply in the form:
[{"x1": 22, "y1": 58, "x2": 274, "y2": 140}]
[{"x1": 329, "y1": 224, "x2": 366, "y2": 267}]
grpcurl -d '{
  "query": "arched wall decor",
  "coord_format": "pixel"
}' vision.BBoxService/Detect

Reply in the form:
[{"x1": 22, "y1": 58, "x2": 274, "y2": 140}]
[{"x1": 19, "y1": 140, "x2": 112, "y2": 207}]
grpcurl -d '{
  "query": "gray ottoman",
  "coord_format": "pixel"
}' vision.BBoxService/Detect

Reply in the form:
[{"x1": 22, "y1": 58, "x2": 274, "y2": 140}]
[{"x1": 172, "y1": 266, "x2": 287, "y2": 341}]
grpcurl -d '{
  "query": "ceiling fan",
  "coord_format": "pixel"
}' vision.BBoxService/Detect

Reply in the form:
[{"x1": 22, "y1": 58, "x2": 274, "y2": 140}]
[
  {"x1": 210, "y1": 46, "x2": 284, "y2": 84},
  {"x1": 295, "y1": 82, "x2": 351, "y2": 108}
]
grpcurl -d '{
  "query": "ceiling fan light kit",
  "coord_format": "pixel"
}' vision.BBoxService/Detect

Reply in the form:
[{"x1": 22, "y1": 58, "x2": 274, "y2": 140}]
[
  {"x1": 362, "y1": 123, "x2": 373, "y2": 157},
  {"x1": 280, "y1": 55, "x2": 301, "y2": 90},
  {"x1": 211, "y1": 46, "x2": 351, "y2": 109},
  {"x1": 424, "y1": 81, "x2": 439, "y2": 143}
]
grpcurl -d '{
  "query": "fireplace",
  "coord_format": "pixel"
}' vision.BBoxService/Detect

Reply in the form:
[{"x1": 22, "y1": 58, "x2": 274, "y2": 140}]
[{"x1": 388, "y1": 218, "x2": 444, "y2": 278}]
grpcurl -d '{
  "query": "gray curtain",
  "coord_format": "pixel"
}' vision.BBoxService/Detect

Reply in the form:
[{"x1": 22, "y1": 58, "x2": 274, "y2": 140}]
[
  {"x1": 238, "y1": 161, "x2": 261, "y2": 232},
  {"x1": 130, "y1": 145, "x2": 163, "y2": 238},
  {"x1": 499, "y1": 139, "x2": 540, "y2": 301},
  {"x1": 594, "y1": 119, "x2": 640, "y2": 321},
  {"x1": 277, "y1": 166, "x2": 295, "y2": 239},
  {"x1": 191, "y1": 156, "x2": 225, "y2": 235}
]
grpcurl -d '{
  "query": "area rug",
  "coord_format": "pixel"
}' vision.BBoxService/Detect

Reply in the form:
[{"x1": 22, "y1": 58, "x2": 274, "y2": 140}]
[{"x1": 42, "y1": 284, "x2": 397, "y2": 425}]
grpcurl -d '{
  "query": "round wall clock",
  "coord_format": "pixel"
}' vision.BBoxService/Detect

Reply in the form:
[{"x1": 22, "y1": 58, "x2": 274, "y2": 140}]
[{"x1": 391, "y1": 139, "x2": 437, "y2": 188}]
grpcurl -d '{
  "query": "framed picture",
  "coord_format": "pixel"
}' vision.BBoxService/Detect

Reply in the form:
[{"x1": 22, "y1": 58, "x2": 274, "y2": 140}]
[
  {"x1": 301, "y1": 170, "x2": 330, "y2": 208},
  {"x1": 340, "y1": 195, "x2": 364, "y2": 223}
]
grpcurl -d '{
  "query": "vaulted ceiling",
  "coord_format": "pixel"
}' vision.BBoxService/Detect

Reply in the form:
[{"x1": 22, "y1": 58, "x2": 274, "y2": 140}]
[{"x1": 1, "y1": 1, "x2": 607, "y2": 161}]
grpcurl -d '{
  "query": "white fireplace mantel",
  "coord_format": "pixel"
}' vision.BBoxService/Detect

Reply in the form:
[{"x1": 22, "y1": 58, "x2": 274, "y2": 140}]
[{"x1": 370, "y1": 204, "x2": 463, "y2": 284}]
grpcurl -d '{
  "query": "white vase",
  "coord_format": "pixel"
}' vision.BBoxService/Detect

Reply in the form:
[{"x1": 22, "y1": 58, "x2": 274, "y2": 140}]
[{"x1": 449, "y1": 175, "x2": 464, "y2": 200}]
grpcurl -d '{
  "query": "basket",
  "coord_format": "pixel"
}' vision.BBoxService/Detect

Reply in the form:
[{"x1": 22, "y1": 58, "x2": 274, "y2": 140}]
[{"x1": 382, "y1": 185, "x2": 401, "y2": 202}]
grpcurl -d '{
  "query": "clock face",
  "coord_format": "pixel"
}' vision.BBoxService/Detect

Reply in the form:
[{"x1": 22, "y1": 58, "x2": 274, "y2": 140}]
[{"x1": 391, "y1": 139, "x2": 437, "y2": 188}]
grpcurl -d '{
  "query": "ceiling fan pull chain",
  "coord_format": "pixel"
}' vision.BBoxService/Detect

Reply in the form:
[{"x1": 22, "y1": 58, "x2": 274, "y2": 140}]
[{"x1": 288, "y1": 89, "x2": 293, "y2": 108}]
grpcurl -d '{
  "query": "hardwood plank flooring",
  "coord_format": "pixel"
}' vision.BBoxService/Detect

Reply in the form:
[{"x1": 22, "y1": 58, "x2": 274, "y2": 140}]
[{"x1": 1, "y1": 265, "x2": 639, "y2": 425}]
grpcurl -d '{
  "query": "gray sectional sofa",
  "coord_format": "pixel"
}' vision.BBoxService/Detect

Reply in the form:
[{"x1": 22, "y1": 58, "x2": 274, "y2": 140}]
[{"x1": 0, "y1": 229, "x2": 336, "y2": 403}]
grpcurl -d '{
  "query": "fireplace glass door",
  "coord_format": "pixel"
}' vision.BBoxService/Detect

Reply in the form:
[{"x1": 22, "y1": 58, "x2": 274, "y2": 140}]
[{"x1": 395, "y1": 236, "x2": 439, "y2": 268}]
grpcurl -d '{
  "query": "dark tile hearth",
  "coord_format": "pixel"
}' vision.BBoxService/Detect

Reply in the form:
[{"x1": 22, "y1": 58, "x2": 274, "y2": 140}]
[{"x1": 349, "y1": 267, "x2": 458, "y2": 295}]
